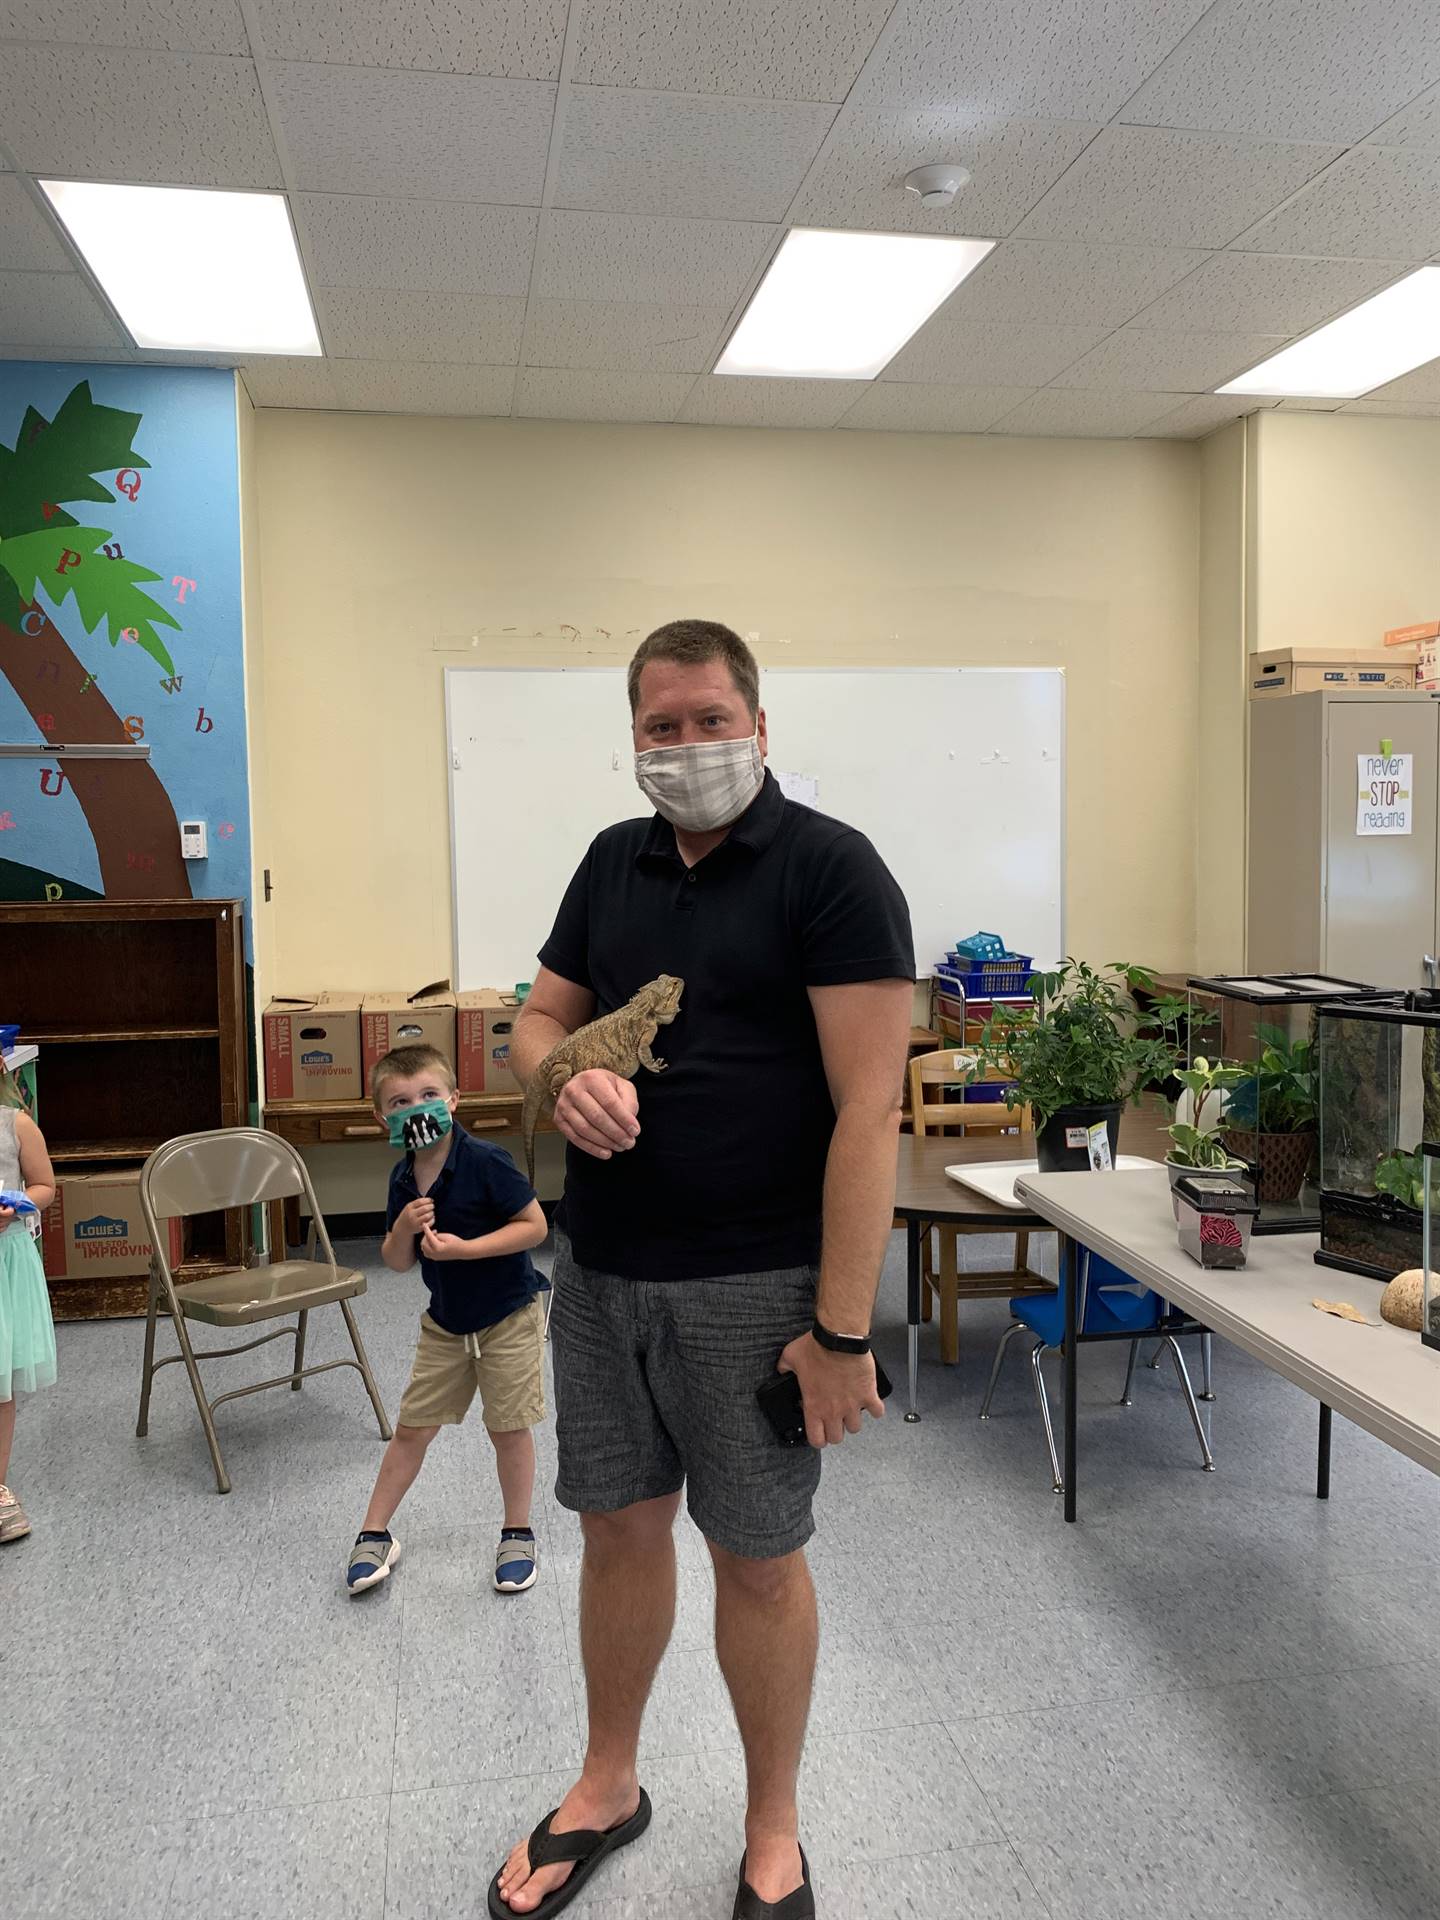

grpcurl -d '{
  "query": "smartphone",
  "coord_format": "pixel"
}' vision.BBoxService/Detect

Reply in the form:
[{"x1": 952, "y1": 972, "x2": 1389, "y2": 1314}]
[{"x1": 756, "y1": 1358, "x2": 894, "y2": 1448}]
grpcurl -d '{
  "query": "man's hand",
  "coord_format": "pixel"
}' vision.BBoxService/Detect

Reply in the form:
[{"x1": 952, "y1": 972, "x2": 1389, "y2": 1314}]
[
  {"x1": 420, "y1": 1226, "x2": 467, "y2": 1262},
  {"x1": 554, "y1": 1069, "x2": 640, "y2": 1161},
  {"x1": 777, "y1": 1332, "x2": 885, "y2": 1449},
  {"x1": 396, "y1": 1197, "x2": 435, "y2": 1236}
]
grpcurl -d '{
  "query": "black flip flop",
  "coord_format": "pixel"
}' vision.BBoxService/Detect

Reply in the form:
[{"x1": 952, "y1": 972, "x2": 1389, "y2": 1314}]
[
  {"x1": 487, "y1": 1790, "x2": 652, "y2": 1919},
  {"x1": 732, "y1": 1846, "x2": 815, "y2": 1919}
]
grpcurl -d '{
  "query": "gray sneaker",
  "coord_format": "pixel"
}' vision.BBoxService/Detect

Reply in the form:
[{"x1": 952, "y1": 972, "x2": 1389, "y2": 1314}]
[
  {"x1": 347, "y1": 1532, "x2": 401, "y2": 1594},
  {"x1": 0, "y1": 1483, "x2": 30, "y2": 1543},
  {"x1": 495, "y1": 1531, "x2": 537, "y2": 1593}
]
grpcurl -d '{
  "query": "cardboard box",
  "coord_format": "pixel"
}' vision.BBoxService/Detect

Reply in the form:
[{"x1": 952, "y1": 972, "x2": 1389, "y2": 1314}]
[
  {"x1": 262, "y1": 992, "x2": 364, "y2": 1101},
  {"x1": 456, "y1": 988, "x2": 522, "y2": 1095},
  {"x1": 362, "y1": 983, "x2": 457, "y2": 1080},
  {"x1": 40, "y1": 1171, "x2": 181, "y2": 1281},
  {"x1": 1384, "y1": 621, "x2": 1440, "y2": 647},
  {"x1": 1249, "y1": 648, "x2": 1417, "y2": 699}
]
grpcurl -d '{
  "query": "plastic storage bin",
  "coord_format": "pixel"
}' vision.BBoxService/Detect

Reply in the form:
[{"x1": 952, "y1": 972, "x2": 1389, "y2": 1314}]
[
  {"x1": 1175, "y1": 1173, "x2": 1258, "y2": 1269},
  {"x1": 939, "y1": 955, "x2": 1036, "y2": 998}
]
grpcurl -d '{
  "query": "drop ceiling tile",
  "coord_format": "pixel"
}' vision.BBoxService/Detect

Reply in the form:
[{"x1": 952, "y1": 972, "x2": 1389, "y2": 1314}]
[
  {"x1": 0, "y1": 47, "x2": 281, "y2": 186},
  {"x1": 0, "y1": 1, "x2": 248, "y2": 52},
  {"x1": 838, "y1": 382, "x2": 1035, "y2": 432},
  {"x1": 515, "y1": 368, "x2": 695, "y2": 422},
  {"x1": 0, "y1": 343, "x2": 134, "y2": 362},
  {"x1": 1016, "y1": 126, "x2": 1341, "y2": 248},
  {"x1": 554, "y1": 87, "x2": 835, "y2": 221},
  {"x1": 881, "y1": 316, "x2": 1107, "y2": 387},
  {"x1": 316, "y1": 289, "x2": 527, "y2": 364},
  {"x1": 1121, "y1": 0, "x2": 1440, "y2": 144},
  {"x1": 1235, "y1": 146, "x2": 1440, "y2": 260},
  {"x1": 248, "y1": 0, "x2": 567, "y2": 78},
  {"x1": 238, "y1": 357, "x2": 342, "y2": 407},
  {"x1": 572, "y1": 1, "x2": 893, "y2": 102},
  {"x1": 1344, "y1": 397, "x2": 1440, "y2": 417},
  {"x1": 526, "y1": 300, "x2": 731, "y2": 372},
  {"x1": 1368, "y1": 83, "x2": 1440, "y2": 150},
  {"x1": 297, "y1": 196, "x2": 538, "y2": 296},
  {"x1": 1275, "y1": 395, "x2": 1347, "y2": 410},
  {"x1": 269, "y1": 63, "x2": 554, "y2": 201},
  {"x1": 988, "y1": 388, "x2": 1182, "y2": 436},
  {"x1": 0, "y1": 270, "x2": 125, "y2": 351},
  {"x1": 1052, "y1": 327, "x2": 1287, "y2": 393},
  {"x1": 856, "y1": 0, "x2": 1211, "y2": 119},
  {"x1": 679, "y1": 376, "x2": 868, "y2": 427},
  {"x1": 792, "y1": 110, "x2": 1098, "y2": 239},
  {"x1": 1137, "y1": 394, "x2": 1275, "y2": 438},
  {"x1": 945, "y1": 240, "x2": 1207, "y2": 327},
  {"x1": 1362, "y1": 359, "x2": 1440, "y2": 405},
  {"x1": 1127, "y1": 252, "x2": 1406, "y2": 332},
  {"x1": 0, "y1": 176, "x2": 72, "y2": 270},
  {"x1": 333, "y1": 360, "x2": 517, "y2": 415},
  {"x1": 533, "y1": 210, "x2": 774, "y2": 306}
]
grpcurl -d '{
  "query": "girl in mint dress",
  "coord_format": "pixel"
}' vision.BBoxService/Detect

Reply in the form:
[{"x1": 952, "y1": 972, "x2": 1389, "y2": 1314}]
[{"x1": 0, "y1": 1093, "x2": 57, "y2": 1543}]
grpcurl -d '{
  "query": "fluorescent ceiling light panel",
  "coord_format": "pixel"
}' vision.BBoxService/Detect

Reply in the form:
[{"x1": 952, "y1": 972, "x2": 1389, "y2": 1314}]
[
  {"x1": 1218, "y1": 266, "x2": 1440, "y2": 399},
  {"x1": 40, "y1": 181, "x2": 322, "y2": 356},
  {"x1": 716, "y1": 227, "x2": 993, "y2": 380}
]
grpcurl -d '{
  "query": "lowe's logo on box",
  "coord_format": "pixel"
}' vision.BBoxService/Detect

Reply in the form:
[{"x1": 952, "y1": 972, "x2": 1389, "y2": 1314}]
[
  {"x1": 301, "y1": 1049, "x2": 334, "y2": 1066},
  {"x1": 76, "y1": 1213, "x2": 126, "y2": 1240}
]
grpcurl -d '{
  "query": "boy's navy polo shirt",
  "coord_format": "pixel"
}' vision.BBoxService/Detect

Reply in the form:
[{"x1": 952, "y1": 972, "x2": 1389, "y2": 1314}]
[
  {"x1": 386, "y1": 1127, "x2": 538, "y2": 1335},
  {"x1": 538, "y1": 768, "x2": 915, "y2": 1284}
]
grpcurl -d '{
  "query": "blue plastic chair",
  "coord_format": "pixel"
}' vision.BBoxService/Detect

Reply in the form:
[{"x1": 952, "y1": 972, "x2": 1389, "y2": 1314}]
[{"x1": 979, "y1": 1247, "x2": 1214, "y2": 1493}]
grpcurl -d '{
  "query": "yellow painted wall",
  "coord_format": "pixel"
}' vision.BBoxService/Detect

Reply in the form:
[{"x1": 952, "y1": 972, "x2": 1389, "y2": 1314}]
[{"x1": 1196, "y1": 420, "x2": 1248, "y2": 972}]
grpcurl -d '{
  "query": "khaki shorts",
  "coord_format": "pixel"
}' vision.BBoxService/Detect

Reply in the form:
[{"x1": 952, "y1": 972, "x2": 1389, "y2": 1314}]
[{"x1": 397, "y1": 1298, "x2": 546, "y2": 1432}]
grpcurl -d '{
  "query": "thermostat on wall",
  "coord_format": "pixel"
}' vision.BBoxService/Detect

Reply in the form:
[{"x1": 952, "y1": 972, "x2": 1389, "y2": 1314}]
[{"x1": 180, "y1": 819, "x2": 208, "y2": 860}]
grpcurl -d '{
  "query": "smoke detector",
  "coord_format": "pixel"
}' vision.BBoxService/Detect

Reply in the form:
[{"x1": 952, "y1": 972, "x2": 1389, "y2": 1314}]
[{"x1": 903, "y1": 164, "x2": 970, "y2": 210}]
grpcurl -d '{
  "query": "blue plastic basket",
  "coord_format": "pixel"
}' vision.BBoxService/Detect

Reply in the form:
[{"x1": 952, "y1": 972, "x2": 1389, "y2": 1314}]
[
  {"x1": 0, "y1": 1024, "x2": 18, "y2": 1055},
  {"x1": 939, "y1": 955, "x2": 1035, "y2": 997}
]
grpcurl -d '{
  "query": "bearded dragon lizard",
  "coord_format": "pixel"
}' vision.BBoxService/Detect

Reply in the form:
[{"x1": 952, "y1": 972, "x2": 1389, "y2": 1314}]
[{"x1": 521, "y1": 973, "x2": 684, "y2": 1183}]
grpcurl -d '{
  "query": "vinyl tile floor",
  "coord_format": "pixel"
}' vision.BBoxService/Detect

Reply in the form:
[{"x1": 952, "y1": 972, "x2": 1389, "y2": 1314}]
[{"x1": 3, "y1": 1230, "x2": 1438, "y2": 1920}]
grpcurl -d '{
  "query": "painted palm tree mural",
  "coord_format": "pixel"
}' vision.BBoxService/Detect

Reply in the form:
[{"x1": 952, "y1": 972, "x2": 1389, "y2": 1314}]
[{"x1": 0, "y1": 380, "x2": 193, "y2": 897}]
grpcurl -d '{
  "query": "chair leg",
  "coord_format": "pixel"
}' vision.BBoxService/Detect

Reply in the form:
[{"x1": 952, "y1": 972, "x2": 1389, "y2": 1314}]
[
  {"x1": 339, "y1": 1296, "x2": 393, "y2": 1441},
  {"x1": 171, "y1": 1309, "x2": 231, "y2": 1495},
  {"x1": 1162, "y1": 1335, "x2": 1216, "y2": 1473},
  {"x1": 1029, "y1": 1341, "x2": 1064, "y2": 1494},
  {"x1": 1199, "y1": 1329, "x2": 1215, "y2": 1401},
  {"x1": 136, "y1": 1264, "x2": 160, "y2": 1438},
  {"x1": 979, "y1": 1321, "x2": 1025, "y2": 1419},
  {"x1": 1120, "y1": 1337, "x2": 1140, "y2": 1407},
  {"x1": 1145, "y1": 1337, "x2": 1165, "y2": 1370},
  {"x1": 938, "y1": 1231, "x2": 960, "y2": 1367},
  {"x1": 1014, "y1": 1229, "x2": 1030, "y2": 1272},
  {"x1": 291, "y1": 1308, "x2": 309, "y2": 1390},
  {"x1": 542, "y1": 1279, "x2": 555, "y2": 1341}
]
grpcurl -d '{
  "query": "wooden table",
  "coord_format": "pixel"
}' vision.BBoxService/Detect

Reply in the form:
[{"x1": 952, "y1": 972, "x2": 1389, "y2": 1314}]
[
  {"x1": 1016, "y1": 1164, "x2": 1440, "y2": 1523},
  {"x1": 892, "y1": 1102, "x2": 1172, "y2": 1421}
]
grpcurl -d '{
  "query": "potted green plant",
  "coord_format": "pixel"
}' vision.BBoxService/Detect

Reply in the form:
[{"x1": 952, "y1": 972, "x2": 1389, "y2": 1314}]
[
  {"x1": 1164, "y1": 1057, "x2": 1250, "y2": 1214},
  {"x1": 1220, "y1": 1023, "x2": 1318, "y2": 1204},
  {"x1": 969, "y1": 959, "x2": 1181, "y2": 1172},
  {"x1": 1318, "y1": 1146, "x2": 1427, "y2": 1279}
]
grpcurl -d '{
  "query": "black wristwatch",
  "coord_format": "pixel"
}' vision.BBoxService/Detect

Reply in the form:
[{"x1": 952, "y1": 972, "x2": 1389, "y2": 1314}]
[{"x1": 811, "y1": 1318, "x2": 871, "y2": 1355}]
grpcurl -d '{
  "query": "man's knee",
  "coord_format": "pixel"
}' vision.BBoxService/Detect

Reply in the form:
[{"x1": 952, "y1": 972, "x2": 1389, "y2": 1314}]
[
  {"x1": 709, "y1": 1540, "x2": 809, "y2": 1602},
  {"x1": 581, "y1": 1492, "x2": 681, "y2": 1558}
]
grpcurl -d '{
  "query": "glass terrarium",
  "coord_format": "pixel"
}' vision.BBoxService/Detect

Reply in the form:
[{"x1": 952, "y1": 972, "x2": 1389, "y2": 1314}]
[
  {"x1": 1423, "y1": 1145, "x2": 1440, "y2": 1350},
  {"x1": 1187, "y1": 975, "x2": 1388, "y2": 1234},
  {"x1": 1315, "y1": 995, "x2": 1440, "y2": 1280}
]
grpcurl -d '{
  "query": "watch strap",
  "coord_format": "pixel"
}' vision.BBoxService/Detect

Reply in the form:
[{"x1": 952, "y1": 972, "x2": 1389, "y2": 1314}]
[{"x1": 812, "y1": 1318, "x2": 871, "y2": 1355}]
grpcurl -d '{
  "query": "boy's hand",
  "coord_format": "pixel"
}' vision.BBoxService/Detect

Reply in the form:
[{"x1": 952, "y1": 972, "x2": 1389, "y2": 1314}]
[
  {"x1": 420, "y1": 1226, "x2": 466, "y2": 1262},
  {"x1": 397, "y1": 1197, "x2": 435, "y2": 1235}
]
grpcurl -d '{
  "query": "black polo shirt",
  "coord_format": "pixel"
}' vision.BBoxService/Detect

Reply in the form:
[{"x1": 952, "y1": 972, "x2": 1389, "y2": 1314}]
[
  {"x1": 386, "y1": 1127, "x2": 538, "y2": 1334},
  {"x1": 538, "y1": 769, "x2": 914, "y2": 1282}
]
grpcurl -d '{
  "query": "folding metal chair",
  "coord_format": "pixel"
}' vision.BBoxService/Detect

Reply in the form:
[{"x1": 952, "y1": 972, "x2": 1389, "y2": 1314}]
[{"x1": 137, "y1": 1128, "x2": 392, "y2": 1493}]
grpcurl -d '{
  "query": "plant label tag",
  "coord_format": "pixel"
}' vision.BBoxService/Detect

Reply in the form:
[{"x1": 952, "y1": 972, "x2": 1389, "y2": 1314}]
[
  {"x1": 1086, "y1": 1121, "x2": 1114, "y2": 1172},
  {"x1": 1064, "y1": 1125, "x2": 1089, "y2": 1148},
  {"x1": 1356, "y1": 752, "x2": 1413, "y2": 836}
]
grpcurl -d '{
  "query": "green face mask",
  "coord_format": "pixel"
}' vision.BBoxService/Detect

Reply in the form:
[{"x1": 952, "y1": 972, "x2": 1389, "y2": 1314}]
[{"x1": 386, "y1": 1099, "x2": 454, "y2": 1151}]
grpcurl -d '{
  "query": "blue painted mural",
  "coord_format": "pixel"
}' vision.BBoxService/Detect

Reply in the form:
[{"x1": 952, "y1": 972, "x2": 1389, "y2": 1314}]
[{"x1": 0, "y1": 363, "x2": 249, "y2": 921}]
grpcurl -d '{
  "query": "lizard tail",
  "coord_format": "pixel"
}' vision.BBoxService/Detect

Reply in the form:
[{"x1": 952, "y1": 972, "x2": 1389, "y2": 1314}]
[{"x1": 521, "y1": 1076, "x2": 543, "y2": 1187}]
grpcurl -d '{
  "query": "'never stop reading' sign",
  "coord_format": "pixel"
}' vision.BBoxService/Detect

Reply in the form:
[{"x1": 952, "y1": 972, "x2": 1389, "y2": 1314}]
[{"x1": 1356, "y1": 752, "x2": 1414, "y2": 836}]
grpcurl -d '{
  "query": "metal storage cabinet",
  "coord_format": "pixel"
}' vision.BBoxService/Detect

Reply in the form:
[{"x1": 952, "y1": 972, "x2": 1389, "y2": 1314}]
[{"x1": 1248, "y1": 690, "x2": 1440, "y2": 988}]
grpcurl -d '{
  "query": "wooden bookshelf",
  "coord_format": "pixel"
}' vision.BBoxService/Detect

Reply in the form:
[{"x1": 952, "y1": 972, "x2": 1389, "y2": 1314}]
[{"x1": 1, "y1": 898, "x2": 249, "y2": 1319}]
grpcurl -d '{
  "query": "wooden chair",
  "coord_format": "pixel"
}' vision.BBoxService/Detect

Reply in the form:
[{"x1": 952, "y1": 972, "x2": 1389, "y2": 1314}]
[{"x1": 907, "y1": 1049, "x2": 1051, "y2": 1366}]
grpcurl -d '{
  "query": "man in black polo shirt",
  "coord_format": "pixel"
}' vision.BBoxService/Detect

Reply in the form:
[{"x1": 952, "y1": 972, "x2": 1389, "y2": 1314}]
[{"x1": 491, "y1": 622, "x2": 914, "y2": 1920}]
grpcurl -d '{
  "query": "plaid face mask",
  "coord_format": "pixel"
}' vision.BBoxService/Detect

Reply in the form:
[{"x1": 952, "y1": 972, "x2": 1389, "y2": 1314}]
[{"x1": 634, "y1": 731, "x2": 764, "y2": 832}]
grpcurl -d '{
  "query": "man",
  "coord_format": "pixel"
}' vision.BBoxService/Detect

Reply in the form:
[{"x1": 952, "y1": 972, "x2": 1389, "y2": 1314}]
[{"x1": 491, "y1": 620, "x2": 914, "y2": 1920}]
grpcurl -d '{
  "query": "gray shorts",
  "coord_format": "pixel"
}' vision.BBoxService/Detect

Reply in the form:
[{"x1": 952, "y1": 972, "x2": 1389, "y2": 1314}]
[{"x1": 550, "y1": 1235, "x2": 821, "y2": 1560}]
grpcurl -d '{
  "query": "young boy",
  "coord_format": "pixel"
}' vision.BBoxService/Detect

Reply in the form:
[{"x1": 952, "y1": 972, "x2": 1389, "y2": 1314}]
[{"x1": 347, "y1": 1043, "x2": 549, "y2": 1597}]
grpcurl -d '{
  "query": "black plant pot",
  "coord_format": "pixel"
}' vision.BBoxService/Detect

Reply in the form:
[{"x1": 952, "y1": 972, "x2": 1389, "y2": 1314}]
[{"x1": 1035, "y1": 1102, "x2": 1123, "y2": 1173}]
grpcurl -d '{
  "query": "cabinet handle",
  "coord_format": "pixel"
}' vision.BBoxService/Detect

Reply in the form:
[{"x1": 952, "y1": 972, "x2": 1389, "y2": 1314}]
[{"x1": 342, "y1": 1124, "x2": 383, "y2": 1138}]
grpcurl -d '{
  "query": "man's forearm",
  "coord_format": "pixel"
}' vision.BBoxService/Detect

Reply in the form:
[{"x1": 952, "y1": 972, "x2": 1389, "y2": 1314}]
[
  {"x1": 511, "y1": 1006, "x2": 569, "y2": 1085},
  {"x1": 815, "y1": 1101, "x2": 901, "y2": 1336}
]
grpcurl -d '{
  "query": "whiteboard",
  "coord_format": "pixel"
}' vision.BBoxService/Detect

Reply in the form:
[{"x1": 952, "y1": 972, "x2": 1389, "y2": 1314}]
[{"x1": 446, "y1": 668, "x2": 1064, "y2": 989}]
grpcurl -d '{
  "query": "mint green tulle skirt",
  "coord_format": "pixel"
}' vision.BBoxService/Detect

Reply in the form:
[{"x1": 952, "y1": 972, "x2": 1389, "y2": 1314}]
[{"x1": 0, "y1": 1223, "x2": 56, "y2": 1398}]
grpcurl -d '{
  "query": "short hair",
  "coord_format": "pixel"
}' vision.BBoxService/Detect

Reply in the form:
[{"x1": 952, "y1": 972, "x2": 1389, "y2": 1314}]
[
  {"x1": 627, "y1": 619, "x2": 759, "y2": 720},
  {"x1": 371, "y1": 1043, "x2": 455, "y2": 1108}
]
